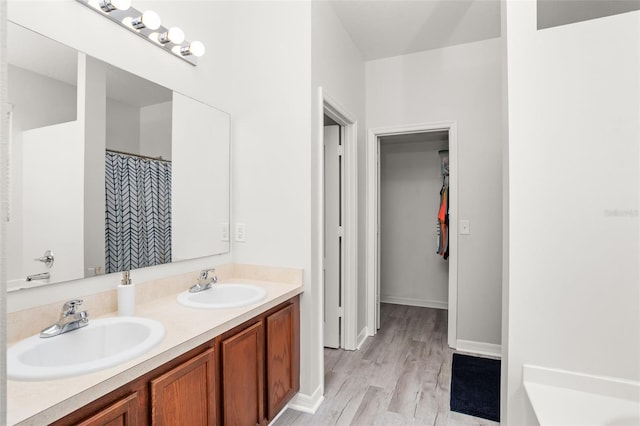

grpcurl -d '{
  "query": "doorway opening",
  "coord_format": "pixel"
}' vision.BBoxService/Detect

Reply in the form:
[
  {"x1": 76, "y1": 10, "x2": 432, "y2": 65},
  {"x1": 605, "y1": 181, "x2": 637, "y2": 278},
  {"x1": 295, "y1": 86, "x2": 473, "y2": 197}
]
[
  {"x1": 323, "y1": 116, "x2": 343, "y2": 349},
  {"x1": 320, "y1": 89, "x2": 358, "y2": 352},
  {"x1": 378, "y1": 131, "x2": 449, "y2": 329},
  {"x1": 366, "y1": 121, "x2": 458, "y2": 348}
]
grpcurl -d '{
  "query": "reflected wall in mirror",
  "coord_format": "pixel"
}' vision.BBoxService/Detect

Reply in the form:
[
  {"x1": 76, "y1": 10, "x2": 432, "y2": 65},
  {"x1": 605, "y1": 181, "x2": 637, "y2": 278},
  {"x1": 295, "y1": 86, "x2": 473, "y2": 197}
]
[{"x1": 7, "y1": 23, "x2": 230, "y2": 291}]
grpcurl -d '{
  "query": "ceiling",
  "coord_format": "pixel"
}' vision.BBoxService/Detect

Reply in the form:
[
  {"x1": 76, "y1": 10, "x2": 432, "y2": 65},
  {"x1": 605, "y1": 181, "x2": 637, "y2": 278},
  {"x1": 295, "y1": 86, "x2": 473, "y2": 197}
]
[
  {"x1": 329, "y1": 0, "x2": 502, "y2": 61},
  {"x1": 329, "y1": 0, "x2": 640, "y2": 61}
]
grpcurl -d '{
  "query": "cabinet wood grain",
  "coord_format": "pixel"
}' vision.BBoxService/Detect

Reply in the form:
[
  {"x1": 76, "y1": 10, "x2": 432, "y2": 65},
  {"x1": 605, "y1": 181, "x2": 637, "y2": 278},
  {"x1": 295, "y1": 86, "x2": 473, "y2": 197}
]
[
  {"x1": 220, "y1": 321, "x2": 265, "y2": 426},
  {"x1": 150, "y1": 347, "x2": 216, "y2": 426},
  {"x1": 266, "y1": 298, "x2": 300, "y2": 420},
  {"x1": 75, "y1": 392, "x2": 139, "y2": 426}
]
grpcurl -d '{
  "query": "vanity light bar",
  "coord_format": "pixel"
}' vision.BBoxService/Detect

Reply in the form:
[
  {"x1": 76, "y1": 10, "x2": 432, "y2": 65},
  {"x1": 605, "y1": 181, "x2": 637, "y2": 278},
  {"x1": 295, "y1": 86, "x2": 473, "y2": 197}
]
[{"x1": 75, "y1": 0, "x2": 205, "y2": 66}]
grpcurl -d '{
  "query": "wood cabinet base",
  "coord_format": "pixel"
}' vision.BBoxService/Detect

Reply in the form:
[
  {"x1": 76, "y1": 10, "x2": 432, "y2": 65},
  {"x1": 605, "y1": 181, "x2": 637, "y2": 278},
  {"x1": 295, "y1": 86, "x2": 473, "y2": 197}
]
[{"x1": 53, "y1": 295, "x2": 299, "y2": 426}]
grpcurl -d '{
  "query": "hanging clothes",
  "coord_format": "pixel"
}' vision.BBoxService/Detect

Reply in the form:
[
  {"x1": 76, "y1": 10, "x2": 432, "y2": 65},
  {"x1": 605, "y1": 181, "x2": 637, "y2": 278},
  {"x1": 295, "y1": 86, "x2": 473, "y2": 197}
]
[
  {"x1": 436, "y1": 178, "x2": 449, "y2": 259},
  {"x1": 436, "y1": 150, "x2": 449, "y2": 260}
]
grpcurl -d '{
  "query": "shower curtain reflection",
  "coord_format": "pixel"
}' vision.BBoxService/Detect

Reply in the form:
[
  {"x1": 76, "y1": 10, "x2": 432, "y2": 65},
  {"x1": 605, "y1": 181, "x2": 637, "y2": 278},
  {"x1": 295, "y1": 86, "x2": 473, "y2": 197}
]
[{"x1": 105, "y1": 150, "x2": 172, "y2": 273}]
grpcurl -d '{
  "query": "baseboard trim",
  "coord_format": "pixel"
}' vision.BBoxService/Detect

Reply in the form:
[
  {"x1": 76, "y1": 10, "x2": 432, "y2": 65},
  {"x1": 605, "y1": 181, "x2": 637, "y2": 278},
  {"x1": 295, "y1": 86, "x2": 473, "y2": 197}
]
[
  {"x1": 456, "y1": 339, "x2": 502, "y2": 358},
  {"x1": 381, "y1": 296, "x2": 448, "y2": 310},
  {"x1": 356, "y1": 326, "x2": 368, "y2": 349},
  {"x1": 287, "y1": 385, "x2": 324, "y2": 414}
]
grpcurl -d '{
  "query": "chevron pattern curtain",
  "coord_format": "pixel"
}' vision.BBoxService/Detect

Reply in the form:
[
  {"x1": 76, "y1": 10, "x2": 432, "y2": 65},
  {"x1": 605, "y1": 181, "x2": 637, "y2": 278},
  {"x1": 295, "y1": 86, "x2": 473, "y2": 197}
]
[{"x1": 105, "y1": 151, "x2": 172, "y2": 274}]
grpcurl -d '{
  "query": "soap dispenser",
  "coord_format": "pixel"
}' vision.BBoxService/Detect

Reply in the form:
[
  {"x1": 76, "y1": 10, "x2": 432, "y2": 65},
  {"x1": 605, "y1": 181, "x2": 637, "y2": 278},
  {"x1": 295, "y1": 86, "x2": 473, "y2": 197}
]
[{"x1": 118, "y1": 271, "x2": 135, "y2": 316}]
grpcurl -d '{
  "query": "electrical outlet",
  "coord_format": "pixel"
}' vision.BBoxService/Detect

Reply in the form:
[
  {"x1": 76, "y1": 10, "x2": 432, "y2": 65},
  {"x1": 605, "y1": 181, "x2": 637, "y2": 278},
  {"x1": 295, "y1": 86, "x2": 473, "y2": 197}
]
[
  {"x1": 221, "y1": 223, "x2": 229, "y2": 241},
  {"x1": 235, "y1": 223, "x2": 246, "y2": 242}
]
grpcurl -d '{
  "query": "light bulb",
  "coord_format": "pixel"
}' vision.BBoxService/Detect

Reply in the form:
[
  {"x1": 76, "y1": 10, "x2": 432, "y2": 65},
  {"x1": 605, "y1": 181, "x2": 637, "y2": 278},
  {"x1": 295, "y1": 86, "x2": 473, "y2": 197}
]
[
  {"x1": 189, "y1": 41, "x2": 206, "y2": 57},
  {"x1": 99, "y1": 0, "x2": 131, "y2": 12},
  {"x1": 181, "y1": 40, "x2": 205, "y2": 57},
  {"x1": 132, "y1": 10, "x2": 161, "y2": 30},
  {"x1": 158, "y1": 27, "x2": 185, "y2": 44}
]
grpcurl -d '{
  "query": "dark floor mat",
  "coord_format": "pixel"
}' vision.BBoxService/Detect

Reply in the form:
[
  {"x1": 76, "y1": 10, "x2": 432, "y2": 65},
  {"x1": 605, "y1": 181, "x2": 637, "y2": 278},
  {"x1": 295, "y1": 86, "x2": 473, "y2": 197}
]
[{"x1": 450, "y1": 353, "x2": 501, "y2": 422}]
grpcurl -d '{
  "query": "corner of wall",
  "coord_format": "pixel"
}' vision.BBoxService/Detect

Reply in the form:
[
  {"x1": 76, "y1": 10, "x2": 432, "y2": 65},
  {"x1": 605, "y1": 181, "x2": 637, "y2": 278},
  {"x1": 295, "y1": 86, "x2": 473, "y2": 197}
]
[{"x1": 287, "y1": 385, "x2": 325, "y2": 414}]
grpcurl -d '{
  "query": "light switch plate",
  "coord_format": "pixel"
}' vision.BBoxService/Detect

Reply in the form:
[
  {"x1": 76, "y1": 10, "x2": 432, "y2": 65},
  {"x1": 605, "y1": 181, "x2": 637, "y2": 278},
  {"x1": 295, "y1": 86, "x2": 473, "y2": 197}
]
[
  {"x1": 235, "y1": 223, "x2": 246, "y2": 242},
  {"x1": 460, "y1": 219, "x2": 470, "y2": 235},
  {"x1": 221, "y1": 223, "x2": 229, "y2": 241}
]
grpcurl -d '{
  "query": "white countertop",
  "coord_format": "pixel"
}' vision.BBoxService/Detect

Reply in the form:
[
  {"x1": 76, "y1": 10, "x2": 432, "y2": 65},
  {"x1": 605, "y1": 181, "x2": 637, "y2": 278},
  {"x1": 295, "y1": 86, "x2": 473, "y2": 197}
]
[
  {"x1": 8, "y1": 278, "x2": 303, "y2": 425},
  {"x1": 523, "y1": 365, "x2": 640, "y2": 426},
  {"x1": 525, "y1": 382, "x2": 640, "y2": 426}
]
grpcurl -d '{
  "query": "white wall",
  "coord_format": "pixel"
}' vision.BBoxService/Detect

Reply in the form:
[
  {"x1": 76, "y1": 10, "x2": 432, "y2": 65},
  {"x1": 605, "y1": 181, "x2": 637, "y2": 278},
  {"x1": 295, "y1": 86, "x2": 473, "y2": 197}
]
[
  {"x1": 7, "y1": 65, "x2": 76, "y2": 130},
  {"x1": 380, "y1": 140, "x2": 449, "y2": 308},
  {"x1": 1, "y1": 4, "x2": 8, "y2": 417},
  {"x1": 6, "y1": 65, "x2": 76, "y2": 280},
  {"x1": 172, "y1": 92, "x2": 229, "y2": 260},
  {"x1": 105, "y1": 99, "x2": 172, "y2": 159},
  {"x1": 367, "y1": 38, "x2": 503, "y2": 346},
  {"x1": 81, "y1": 54, "x2": 107, "y2": 279},
  {"x1": 311, "y1": 1, "x2": 367, "y2": 343},
  {"x1": 140, "y1": 101, "x2": 171, "y2": 161},
  {"x1": 229, "y1": 1, "x2": 315, "y2": 396},
  {"x1": 503, "y1": 4, "x2": 640, "y2": 424},
  {"x1": 7, "y1": 0, "x2": 235, "y2": 311},
  {"x1": 105, "y1": 98, "x2": 140, "y2": 154}
]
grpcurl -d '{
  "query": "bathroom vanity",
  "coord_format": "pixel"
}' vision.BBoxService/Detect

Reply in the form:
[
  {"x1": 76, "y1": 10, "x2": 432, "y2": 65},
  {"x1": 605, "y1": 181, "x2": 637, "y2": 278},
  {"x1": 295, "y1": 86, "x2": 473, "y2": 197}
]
[
  {"x1": 50, "y1": 296, "x2": 299, "y2": 426},
  {"x1": 7, "y1": 266, "x2": 303, "y2": 425}
]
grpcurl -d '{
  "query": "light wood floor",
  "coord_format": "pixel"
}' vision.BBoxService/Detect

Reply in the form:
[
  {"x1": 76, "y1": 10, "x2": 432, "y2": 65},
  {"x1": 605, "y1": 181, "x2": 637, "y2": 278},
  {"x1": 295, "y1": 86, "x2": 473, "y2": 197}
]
[{"x1": 274, "y1": 303, "x2": 500, "y2": 426}]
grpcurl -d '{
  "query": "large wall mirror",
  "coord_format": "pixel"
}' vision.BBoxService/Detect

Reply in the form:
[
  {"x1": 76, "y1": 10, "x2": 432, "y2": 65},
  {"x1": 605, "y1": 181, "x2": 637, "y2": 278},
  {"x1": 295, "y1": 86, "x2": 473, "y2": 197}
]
[{"x1": 7, "y1": 23, "x2": 230, "y2": 291}]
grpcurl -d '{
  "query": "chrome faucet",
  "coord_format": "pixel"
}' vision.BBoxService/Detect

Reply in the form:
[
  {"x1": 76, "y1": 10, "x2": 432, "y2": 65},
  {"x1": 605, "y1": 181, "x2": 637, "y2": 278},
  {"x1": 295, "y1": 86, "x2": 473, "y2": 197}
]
[
  {"x1": 26, "y1": 272, "x2": 50, "y2": 282},
  {"x1": 189, "y1": 268, "x2": 218, "y2": 293},
  {"x1": 40, "y1": 299, "x2": 89, "y2": 338}
]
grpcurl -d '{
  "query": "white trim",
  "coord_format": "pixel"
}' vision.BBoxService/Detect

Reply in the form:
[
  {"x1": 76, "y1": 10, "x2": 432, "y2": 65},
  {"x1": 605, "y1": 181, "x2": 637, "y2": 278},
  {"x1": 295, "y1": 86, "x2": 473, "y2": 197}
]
[
  {"x1": 522, "y1": 365, "x2": 640, "y2": 401},
  {"x1": 366, "y1": 121, "x2": 458, "y2": 348},
  {"x1": 523, "y1": 365, "x2": 640, "y2": 426},
  {"x1": 381, "y1": 296, "x2": 448, "y2": 310},
  {"x1": 314, "y1": 87, "x2": 325, "y2": 402},
  {"x1": 456, "y1": 339, "x2": 502, "y2": 358},
  {"x1": 287, "y1": 386, "x2": 325, "y2": 414},
  {"x1": 356, "y1": 326, "x2": 368, "y2": 349},
  {"x1": 320, "y1": 88, "x2": 358, "y2": 351}
]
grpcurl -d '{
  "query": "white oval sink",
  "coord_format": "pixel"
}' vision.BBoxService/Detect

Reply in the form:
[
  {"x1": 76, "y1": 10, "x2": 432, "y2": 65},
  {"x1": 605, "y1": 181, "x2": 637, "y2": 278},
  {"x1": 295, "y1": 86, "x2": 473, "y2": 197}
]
[
  {"x1": 177, "y1": 283, "x2": 268, "y2": 309},
  {"x1": 7, "y1": 316, "x2": 165, "y2": 381}
]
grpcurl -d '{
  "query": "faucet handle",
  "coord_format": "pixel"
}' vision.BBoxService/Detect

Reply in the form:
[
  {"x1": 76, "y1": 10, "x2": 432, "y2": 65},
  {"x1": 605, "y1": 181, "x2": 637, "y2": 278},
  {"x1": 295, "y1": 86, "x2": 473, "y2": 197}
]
[
  {"x1": 62, "y1": 299, "x2": 83, "y2": 316},
  {"x1": 198, "y1": 268, "x2": 217, "y2": 284},
  {"x1": 34, "y1": 250, "x2": 54, "y2": 268}
]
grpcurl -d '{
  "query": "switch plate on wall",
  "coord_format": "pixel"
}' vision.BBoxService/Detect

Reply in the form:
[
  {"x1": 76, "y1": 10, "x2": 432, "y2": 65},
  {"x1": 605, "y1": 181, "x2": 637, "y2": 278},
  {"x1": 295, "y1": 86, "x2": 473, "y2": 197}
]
[
  {"x1": 221, "y1": 223, "x2": 229, "y2": 241},
  {"x1": 460, "y1": 219, "x2": 470, "y2": 235},
  {"x1": 235, "y1": 223, "x2": 246, "y2": 242}
]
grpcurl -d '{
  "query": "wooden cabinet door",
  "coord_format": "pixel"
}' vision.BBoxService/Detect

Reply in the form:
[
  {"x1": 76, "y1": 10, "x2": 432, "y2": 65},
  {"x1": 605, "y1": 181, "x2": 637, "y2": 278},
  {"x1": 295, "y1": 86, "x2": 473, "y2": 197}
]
[
  {"x1": 150, "y1": 347, "x2": 216, "y2": 426},
  {"x1": 76, "y1": 392, "x2": 139, "y2": 426},
  {"x1": 266, "y1": 299, "x2": 300, "y2": 420},
  {"x1": 221, "y1": 321, "x2": 265, "y2": 426}
]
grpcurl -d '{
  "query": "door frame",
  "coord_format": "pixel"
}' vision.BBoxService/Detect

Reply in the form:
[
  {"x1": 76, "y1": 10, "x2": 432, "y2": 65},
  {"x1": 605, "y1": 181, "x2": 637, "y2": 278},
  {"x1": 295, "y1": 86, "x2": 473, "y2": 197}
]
[
  {"x1": 317, "y1": 87, "x2": 358, "y2": 351},
  {"x1": 366, "y1": 121, "x2": 458, "y2": 348}
]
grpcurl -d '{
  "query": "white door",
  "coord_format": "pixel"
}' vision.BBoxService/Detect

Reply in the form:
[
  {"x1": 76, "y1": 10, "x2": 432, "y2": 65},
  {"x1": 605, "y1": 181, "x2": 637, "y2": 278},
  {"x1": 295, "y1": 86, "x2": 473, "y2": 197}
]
[
  {"x1": 22, "y1": 121, "x2": 85, "y2": 283},
  {"x1": 324, "y1": 125, "x2": 342, "y2": 348}
]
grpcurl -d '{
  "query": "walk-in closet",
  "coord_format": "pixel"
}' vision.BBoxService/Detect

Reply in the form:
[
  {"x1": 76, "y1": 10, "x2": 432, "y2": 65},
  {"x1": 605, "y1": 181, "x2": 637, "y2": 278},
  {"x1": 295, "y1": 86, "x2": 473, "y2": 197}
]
[{"x1": 379, "y1": 131, "x2": 450, "y2": 321}]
